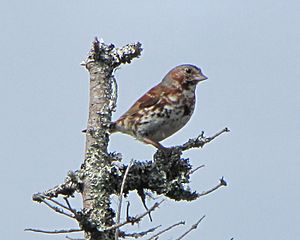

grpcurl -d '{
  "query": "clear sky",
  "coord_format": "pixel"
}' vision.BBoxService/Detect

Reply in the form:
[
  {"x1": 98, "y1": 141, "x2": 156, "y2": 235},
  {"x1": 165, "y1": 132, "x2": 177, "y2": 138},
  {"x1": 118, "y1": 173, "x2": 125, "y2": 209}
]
[{"x1": 1, "y1": 1, "x2": 299, "y2": 239}]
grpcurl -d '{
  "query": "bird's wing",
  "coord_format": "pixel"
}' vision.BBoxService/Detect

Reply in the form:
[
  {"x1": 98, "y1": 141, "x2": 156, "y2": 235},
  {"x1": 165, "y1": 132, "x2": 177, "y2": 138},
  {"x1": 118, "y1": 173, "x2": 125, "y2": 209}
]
[{"x1": 118, "y1": 84, "x2": 163, "y2": 119}]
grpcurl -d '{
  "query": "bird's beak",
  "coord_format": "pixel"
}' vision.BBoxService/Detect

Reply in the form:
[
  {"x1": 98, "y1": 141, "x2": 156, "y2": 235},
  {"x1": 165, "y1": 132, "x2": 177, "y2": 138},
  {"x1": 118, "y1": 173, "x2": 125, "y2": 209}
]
[{"x1": 194, "y1": 74, "x2": 208, "y2": 82}]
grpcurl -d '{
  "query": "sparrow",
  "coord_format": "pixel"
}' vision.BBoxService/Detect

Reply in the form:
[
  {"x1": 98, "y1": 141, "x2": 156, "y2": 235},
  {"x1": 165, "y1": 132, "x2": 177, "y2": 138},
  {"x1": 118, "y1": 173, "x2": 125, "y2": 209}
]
[{"x1": 110, "y1": 64, "x2": 207, "y2": 150}]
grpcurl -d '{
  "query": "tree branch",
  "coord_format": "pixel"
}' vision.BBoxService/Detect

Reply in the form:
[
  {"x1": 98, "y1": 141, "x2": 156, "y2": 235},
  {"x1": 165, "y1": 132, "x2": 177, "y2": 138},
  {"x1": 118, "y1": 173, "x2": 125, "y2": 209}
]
[
  {"x1": 33, "y1": 171, "x2": 82, "y2": 200},
  {"x1": 66, "y1": 237, "x2": 84, "y2": 240},
  {"x1": 24, "y1": 228, "x2": 82, "y2": 234},
  {"x1": 115, "y1": 160, "x2": 133, "y2": 240},
  {"x1": 176, "y1": 215, "x2": 206, "y2": 240},
  {"x1": 37, "y1": 198, "x2": 75, "y2": 219},
  {"x1": 177, "y1": 127, "x2": 230, "y2": 151},
  {"x1": 106, "y1": 200, "x2": 164, "y2": 231},
  {"x1": 79, "y1": 38, "x2": 142, "y2": 240},
  {"x1": 198, "y1": 177, "x2": 227, "y2": 198},
  {"x1": 147, "y1": 221, "x2": 185, "y2": 240},
  {"x1": 121, "y1": 225, "x2": 161, "y2": 238},
  {"x1": 189, "y1": 165, "x2": 205, "y2": 175},
  {"x1": 64, "y1": 197, "x2": 77, "y2": 215}
]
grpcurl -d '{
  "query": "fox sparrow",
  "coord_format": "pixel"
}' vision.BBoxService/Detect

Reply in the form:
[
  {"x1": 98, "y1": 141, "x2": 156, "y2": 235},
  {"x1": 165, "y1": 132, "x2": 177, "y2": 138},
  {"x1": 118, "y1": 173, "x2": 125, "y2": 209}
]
[{"x1": 110, "y1": 64, "x2": 207, "y2": 150}]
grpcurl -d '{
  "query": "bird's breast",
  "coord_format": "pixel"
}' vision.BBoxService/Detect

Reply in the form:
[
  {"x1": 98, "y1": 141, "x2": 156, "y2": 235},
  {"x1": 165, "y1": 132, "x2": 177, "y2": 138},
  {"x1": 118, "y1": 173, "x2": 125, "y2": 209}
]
[{"x1": 134, "y1": 92, "x2": 196, "y2": 141}]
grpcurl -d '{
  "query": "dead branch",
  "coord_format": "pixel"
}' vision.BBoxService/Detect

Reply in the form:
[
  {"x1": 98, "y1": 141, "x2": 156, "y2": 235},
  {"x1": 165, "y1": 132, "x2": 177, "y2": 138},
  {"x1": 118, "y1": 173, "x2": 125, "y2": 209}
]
[
  {"x1": 40, "y1": 198, "x2": 75, "y2": 219},
  {"x1": 177, "y1": 127, "x2": 230, "y2": 151},
  {"x1": 189, "y1": 164, "x2": 205, "y2": 175},
  {"x1": 176, "y1": 215, "x2": 206, "y2": 240},
  {"x1": 198, "y1": 177, "x2": 227, "y2": 198},
  {"x1": 147, "y1": 221, "x2": 185, "y2": 240},
  {"x1": 115, "y1": 160, "x2": 133, "y2": 240},
  {"x1": 106, "y1": 200, "x2": 164, "y2": 231},
  {"x1": 24, "y1": 228, "x2": 82, "y2": 234},
  {"x1": 64, "y1": 197, "x2": 77, "y2": 215},
  {"x1": 121, "y1": 225, "x2": 161, "y2": 238}
]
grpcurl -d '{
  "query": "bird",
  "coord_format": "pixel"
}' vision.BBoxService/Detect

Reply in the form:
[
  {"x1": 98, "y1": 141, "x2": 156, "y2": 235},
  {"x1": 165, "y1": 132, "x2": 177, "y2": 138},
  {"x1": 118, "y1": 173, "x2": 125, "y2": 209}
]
[{"x1": 110, "y1": 64, "x2": 207, "y2": 150}]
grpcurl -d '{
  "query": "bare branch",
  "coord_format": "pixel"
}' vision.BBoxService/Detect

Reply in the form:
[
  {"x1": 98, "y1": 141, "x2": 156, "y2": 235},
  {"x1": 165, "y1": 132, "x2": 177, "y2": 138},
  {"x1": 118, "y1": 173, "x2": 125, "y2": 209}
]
[
  {"x1": 189, "y1": 164, "x2": 205, "y2": 175},
  {"x1": 178, "y1": 127, "x2": 230, "y2": 151},
  {"x1": 64, "y1": 197, "x2": 77, "y2": 215},
  {"x1": 115, "y1": 160, "x2": 134, "y2": 240},
  {"x1": 198, "y1": 177, "x2": 227, "y2": 198},
  {"x1": 106, "y1": 200, "x2": 164, "y2": 231},
  {"x1": 34, "y1": 171, "x2": 81, "y2": 200},
  {"x1": 122, "y1": 225, "x2": 161, "y2": 238},
  {"x1": 40, "y1": 198, "x2": 75, "y2": 219},
  {"x1": 126, "y1": 201, "x2": 131, "y2": 222},
  {"x1": 33, "y1": 193, "x2": 76, "y2": 215},
  {"x1": 45, "y1": 198, "x2": 73, "y2": 214},
  {"x1": 147, "y1": 221, "x2": 185, "y2": 240},
  {"x1": 66, "y1": 237, "x2": 84, "y2": 240},
  {"x1": 176, "y1": 215, "x2": 206, "y2": 240},
  {"x1": 24, "y1": 228, "x2": 82, "y2": 234}
]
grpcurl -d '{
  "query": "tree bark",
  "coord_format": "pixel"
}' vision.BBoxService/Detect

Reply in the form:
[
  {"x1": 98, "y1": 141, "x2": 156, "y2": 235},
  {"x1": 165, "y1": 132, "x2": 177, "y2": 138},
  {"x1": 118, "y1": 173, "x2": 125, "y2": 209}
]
[{"x1": 81, "y1": 39, "x2": 142, "y2": 240}]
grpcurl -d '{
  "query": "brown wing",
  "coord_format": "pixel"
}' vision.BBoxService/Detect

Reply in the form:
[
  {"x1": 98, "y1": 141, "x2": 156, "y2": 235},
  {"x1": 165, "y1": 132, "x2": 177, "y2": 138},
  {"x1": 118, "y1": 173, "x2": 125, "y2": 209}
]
[{"x1": 117, "y1": 84, "x2": 165, "y2": 120}]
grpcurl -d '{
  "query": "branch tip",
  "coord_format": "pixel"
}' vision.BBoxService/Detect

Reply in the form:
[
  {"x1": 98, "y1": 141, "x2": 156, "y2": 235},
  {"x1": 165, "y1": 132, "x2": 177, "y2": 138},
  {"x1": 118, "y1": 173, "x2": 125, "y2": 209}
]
[
  {"x1": 32, "y1": 193, "x2": 44, "y2": 202},
  {"x1": 220, "y1": 177, "x2": 227, "y2": 186},
  {"x1": 147, "y1": 221, "x2": 185, "y2": 240}
]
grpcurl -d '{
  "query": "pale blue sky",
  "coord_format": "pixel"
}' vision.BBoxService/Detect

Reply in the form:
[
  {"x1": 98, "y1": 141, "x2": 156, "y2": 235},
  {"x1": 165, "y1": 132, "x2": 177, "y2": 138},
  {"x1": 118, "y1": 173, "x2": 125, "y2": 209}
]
[{"x1": 1, "y1": 1, "x2": 299, "y2": 239}]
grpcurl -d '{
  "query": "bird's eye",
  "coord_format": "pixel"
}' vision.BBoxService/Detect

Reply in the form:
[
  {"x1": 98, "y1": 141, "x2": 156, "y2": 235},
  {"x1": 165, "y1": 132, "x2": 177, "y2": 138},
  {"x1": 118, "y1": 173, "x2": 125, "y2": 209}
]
[{"x1": 185, "y1": 68, "x2": 192, "y2": 74}]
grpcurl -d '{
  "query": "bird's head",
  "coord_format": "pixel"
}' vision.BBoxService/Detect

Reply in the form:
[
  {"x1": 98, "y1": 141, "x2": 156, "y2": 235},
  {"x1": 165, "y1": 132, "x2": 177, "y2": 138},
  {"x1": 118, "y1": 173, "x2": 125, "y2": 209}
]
[{"x1": 162, "y1": 64, "x2": 207, "y2": 89}]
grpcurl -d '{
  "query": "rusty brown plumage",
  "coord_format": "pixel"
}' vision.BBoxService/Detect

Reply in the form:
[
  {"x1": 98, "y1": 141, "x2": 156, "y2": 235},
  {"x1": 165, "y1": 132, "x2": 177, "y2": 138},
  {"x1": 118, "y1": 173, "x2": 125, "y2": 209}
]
[{"x1": 111, "y1": 64, "x2": 207, "y2": 149}]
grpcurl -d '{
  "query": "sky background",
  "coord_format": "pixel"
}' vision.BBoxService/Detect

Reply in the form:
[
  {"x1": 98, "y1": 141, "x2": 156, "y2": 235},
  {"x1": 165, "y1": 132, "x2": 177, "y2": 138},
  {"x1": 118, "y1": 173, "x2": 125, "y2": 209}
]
[{"x1": 1, "y1": 0, "x2": 299, "y2": 239}]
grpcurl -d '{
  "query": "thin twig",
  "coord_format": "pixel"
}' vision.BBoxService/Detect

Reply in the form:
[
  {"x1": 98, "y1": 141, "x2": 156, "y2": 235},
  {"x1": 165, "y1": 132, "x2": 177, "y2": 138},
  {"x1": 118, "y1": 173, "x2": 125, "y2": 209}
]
[
  {"x1": 147, "y1": 221, "x2": 185, "y2": 240},
  {"x1": 189, "y1": 165, "x2": 205, "y2": 175},
  {"x1": 126, "y1": 201, "x2": 130, "y2": 222},
  {"x1": 107, "y1": 199, "x2": 164, "y2": 231},
  {"x1": 198, "y1": 177, "x2": 227, "y2": 198},
  {"x1": 41, "y1": 199, "x2": 75, "y2": 219},
  {"x1": 206, "y1": 127, "x2": 230, "y2": 142},
  {"x1": 115, "y1": 160, "x2": 133, "y2": 240},
  {"x1": 145, "y1": 192, "x2": 157, "y2": 200},
  {"x1": 178, "y1": 127, "x2": 230, "y2": 151},
  {"x1": 123, "y1": 225, "x2": 161, "y2": 238},
  {"x1": 47, "y1": 198, "x2": 71, "y2": 213},
  {"x1": 64, "y1": 197, "x2": 77, "y2": 215},
  {"x1": 24, "y1": 228, "x2": 82, "y2": 234},
  {"x1": 176, "y1": 215, "x2": 206, "y2": 240},
  {"x1": 33, "y1": 171, "x2": 80, "y2": 200}
]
